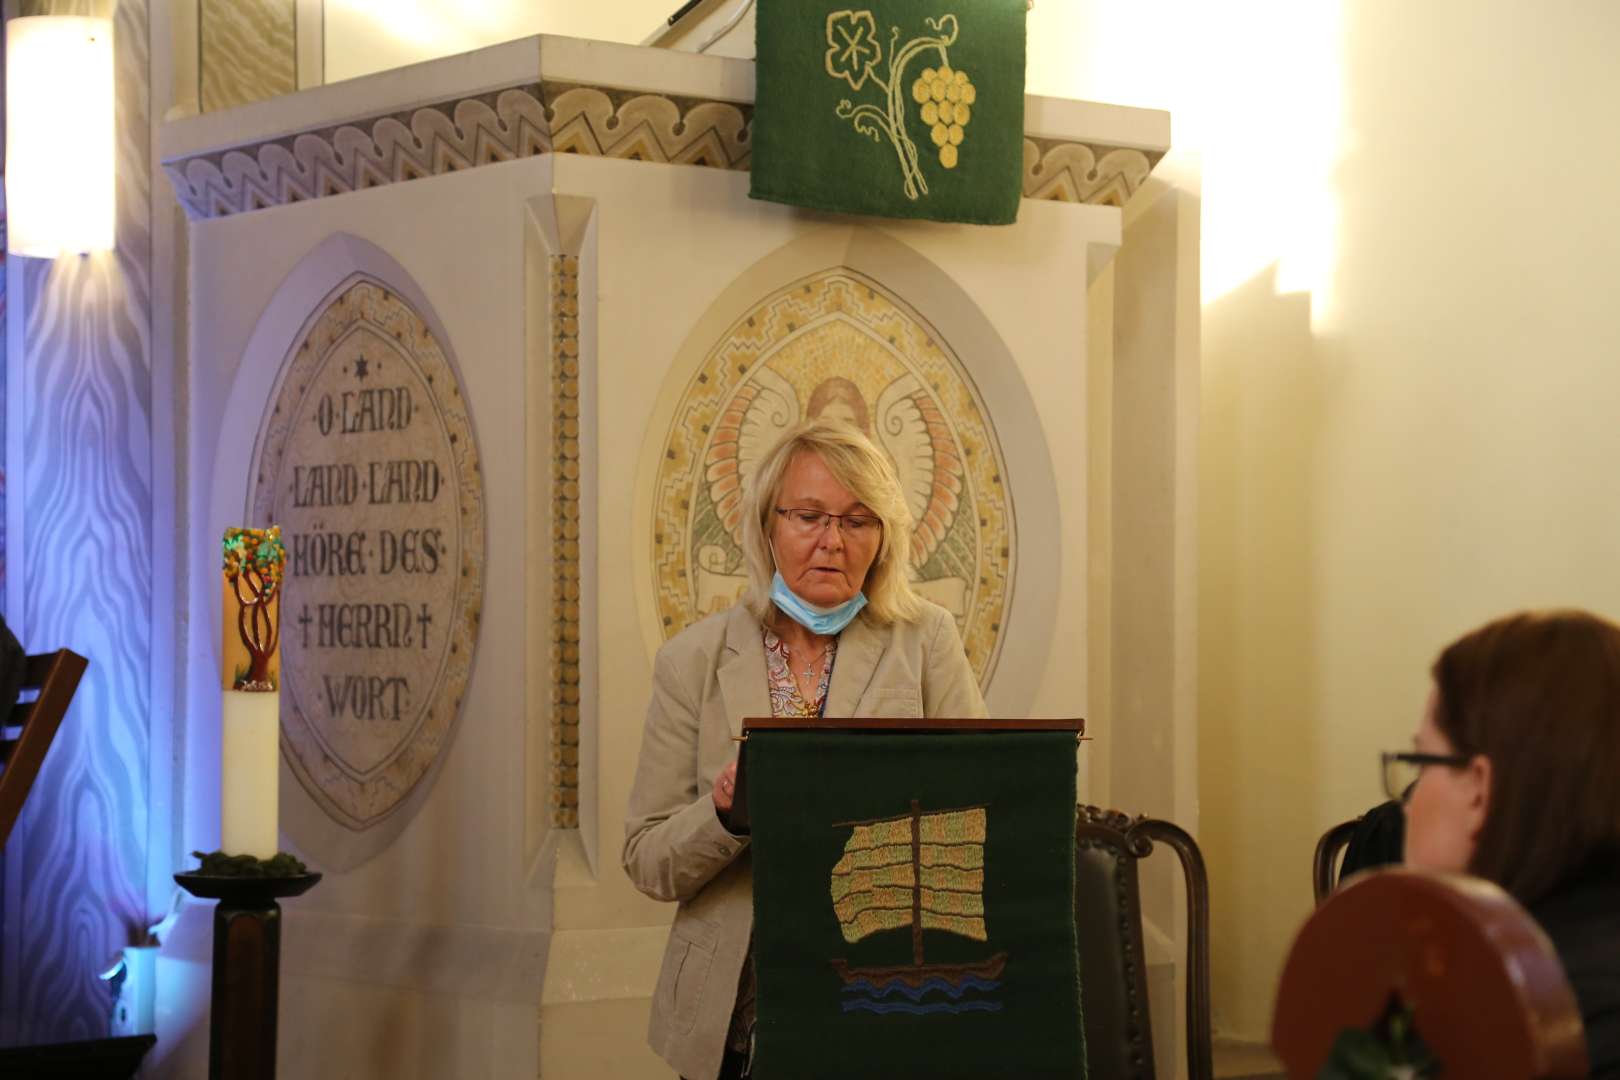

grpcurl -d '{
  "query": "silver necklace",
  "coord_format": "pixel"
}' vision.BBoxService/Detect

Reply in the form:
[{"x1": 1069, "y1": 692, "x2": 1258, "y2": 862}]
[{"x1": 790, "y1": 643, "x2": 826, "y2": 680}]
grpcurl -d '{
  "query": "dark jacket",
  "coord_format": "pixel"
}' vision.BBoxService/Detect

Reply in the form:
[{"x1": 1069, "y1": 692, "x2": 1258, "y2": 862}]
[
  {"x1": 1340, "y1": 799, "x2": 1406, "y2": 879},
  {"x1": 1533, "y1": 867, "x2": 1620, "y2": 1080}
]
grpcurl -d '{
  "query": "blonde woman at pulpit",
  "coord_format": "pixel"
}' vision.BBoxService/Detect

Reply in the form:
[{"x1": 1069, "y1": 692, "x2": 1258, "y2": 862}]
[{"x1": 622, "y1": 417, "x2": 987, "y2": 1080}]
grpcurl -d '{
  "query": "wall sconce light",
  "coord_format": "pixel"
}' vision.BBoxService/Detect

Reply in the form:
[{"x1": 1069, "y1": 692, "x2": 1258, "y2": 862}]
[{"x1": 4, "y1": 16, "x2": 116, "y2": 258}]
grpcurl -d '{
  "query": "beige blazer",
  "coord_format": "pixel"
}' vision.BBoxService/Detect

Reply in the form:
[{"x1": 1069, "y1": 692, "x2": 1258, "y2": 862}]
[{"x1": 621, "y1": 601, "x2": 988, "y2": 1080}]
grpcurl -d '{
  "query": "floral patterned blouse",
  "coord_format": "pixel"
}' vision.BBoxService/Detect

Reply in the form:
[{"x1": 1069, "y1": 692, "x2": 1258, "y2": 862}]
[{"x1": 762, "y1": 626, "x2": 837, "y2": 717}]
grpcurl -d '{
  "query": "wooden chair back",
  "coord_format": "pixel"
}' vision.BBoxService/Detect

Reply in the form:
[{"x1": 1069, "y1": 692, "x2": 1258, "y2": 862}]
[
  {"x1": 1074, "y1": 804, "x2": 1213, "y2": 1080},
  {"x1": 1313, "y1": 818, "x2": 1359, "y2": 903},
  {"x1": 1274, "y1": 867, "x2": 1588, "y2": 1079},
  {"x1": 0, "y1": 649, "x2": 89, "y2": 851}
]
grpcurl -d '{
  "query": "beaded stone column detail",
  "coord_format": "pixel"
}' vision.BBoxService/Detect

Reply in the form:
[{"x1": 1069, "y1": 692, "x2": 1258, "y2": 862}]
[{"x1": 549, "y1": 254, "x2": 582, "y2": 828}]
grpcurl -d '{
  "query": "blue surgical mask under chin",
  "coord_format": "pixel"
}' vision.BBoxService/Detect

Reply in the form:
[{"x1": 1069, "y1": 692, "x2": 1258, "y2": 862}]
[{"x1": 770, "y1": 570, "x2": 867, "y2": 636}]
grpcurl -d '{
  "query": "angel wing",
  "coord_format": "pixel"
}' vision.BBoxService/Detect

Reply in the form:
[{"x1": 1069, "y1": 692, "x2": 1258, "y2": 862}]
[
  {"x1": 705, "y1": 367, "x2": 801, "y2": 546},
  {"x1": 874, "y1": 375, "x2": 935, "y2": 525},
  {"x1": 874, "y1": 377, "x2": 965, "y2": 567}
]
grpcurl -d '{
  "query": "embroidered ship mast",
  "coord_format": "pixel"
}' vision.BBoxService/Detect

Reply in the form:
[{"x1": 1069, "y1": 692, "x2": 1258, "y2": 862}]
[{"x1": 830, "y1": 800, "x2": 1007, "y2": 988}]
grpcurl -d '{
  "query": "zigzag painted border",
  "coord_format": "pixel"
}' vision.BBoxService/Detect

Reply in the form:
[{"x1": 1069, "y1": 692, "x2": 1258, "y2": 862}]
[
  {"x1": 163, "y1": 80, "x2": 1161, "y2": 221},
  {"x1": 544, "y1": 82, "x2": 752, "y2": 171},
  {"x1": 164, "y1": 84, "x2": 554, "y2": 220},
  {"x1": 1022, "y1": 136, "x2": 1161, "y2": 207}
]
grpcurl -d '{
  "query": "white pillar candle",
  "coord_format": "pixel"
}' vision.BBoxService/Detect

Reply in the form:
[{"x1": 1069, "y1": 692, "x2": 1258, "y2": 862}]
[{"x1": 221, "y1": 690, "x2": 280, "y2": 858}]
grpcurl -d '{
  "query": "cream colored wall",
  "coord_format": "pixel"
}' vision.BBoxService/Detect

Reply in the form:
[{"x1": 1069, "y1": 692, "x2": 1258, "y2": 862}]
[
  {"x1": 1201, "y1": 0, "x2": 1620, "y2": 1040},
  {"x1": 322, "y1": 1, "x2": 668, "y2": 81},
  {"x1": 315, "y1": 1, "x2": 1146, "y2": 92},
  {"x1": 969, "y1": 0, "x2": 1620, "y2": 1044}
]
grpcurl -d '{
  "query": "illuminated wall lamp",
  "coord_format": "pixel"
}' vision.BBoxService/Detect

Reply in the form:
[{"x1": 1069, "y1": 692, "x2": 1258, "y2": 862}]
[{"x1": 4, "y1": 16, "x2": 115, "y2": 258}]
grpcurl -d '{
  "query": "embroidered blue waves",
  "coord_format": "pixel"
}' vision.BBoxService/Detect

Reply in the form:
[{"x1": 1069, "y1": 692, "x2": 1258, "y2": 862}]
[
  {"x1": 839, "y1": 975, "x2": 1005, "y2": 1015},
  {"x1": 840, "y1": 975, "x2": 1002, "y2": 1001},
  {"x1": 841, "y1": 999, "x2": 1004, "y2": 1016}
]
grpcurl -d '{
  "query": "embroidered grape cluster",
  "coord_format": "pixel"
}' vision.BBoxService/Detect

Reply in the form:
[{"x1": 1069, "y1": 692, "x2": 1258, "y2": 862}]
[
  {"x1": 911, "y1": 65, "x2": 976, "y2": 169},
  {"x1": 826, "y1": 11, "x2": 967, "y2": 199}
]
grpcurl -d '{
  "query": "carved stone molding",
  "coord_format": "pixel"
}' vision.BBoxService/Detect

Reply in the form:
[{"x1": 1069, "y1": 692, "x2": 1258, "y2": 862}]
[
  {"x1": 164, "y1": 79, "x2": 1162, "y2": 221},
  {"x1": 549, "y1": 254, "x2": 583, "y2": 829},
  {"x1": 1022, "y1": 137, "x2": 1160, "y2": 207},
  {"x1": 545, "y1": 82, "x2": 751, "y2": 170},
  {"x1": 164, "y1": 84, "x2": 553, "y2": 220}
]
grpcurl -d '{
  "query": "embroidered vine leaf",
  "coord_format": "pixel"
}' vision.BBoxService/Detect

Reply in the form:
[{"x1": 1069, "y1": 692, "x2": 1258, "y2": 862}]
[{"x1": 825, "y1": 10, "x2": 884, "y2": 91}]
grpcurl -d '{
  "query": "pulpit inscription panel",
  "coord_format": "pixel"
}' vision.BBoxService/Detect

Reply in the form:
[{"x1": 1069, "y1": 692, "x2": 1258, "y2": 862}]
[{"x1": 250, "y1": 276, "x2": 485, "y2": 830}]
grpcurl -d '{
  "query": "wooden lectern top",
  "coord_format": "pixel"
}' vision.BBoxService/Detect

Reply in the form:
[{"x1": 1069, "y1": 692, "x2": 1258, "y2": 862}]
[
  {"x1": 730, "y1": 717, "x2": 1085, "y2": 833},
  {"x1": 741, "y1": 716, "x2": 1086, "y2": 734}
]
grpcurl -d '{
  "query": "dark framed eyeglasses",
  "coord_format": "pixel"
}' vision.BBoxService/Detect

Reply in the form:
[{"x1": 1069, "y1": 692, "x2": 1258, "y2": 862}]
[
  {"x1": 774, "y1": 507, "x2": 882, "y2": 536},
  {"x1": 1380, "y1": 751, "x2": 1471, "y2": 802}
]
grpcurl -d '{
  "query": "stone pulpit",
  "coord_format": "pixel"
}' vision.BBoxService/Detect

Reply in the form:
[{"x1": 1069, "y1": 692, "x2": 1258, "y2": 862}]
[{"x1": 158, "y1": 29, "x2": 1174, "y2": 1078}]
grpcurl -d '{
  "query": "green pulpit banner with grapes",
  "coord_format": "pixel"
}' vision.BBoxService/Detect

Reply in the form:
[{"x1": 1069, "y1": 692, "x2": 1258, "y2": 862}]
[{"x1": 751, "y1": 0, "x2": 1027, "y2": 225}]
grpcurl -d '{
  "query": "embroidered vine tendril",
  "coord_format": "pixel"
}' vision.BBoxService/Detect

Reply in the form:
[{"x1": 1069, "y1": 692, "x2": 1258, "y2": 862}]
[{"x1": 824, "y1": 10, "x2": 973, "y2": 200}]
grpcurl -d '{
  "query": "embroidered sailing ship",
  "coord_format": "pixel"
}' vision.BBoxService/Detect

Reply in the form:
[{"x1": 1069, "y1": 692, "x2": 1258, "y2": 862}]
[{"x1": 830, "y1": 800, "x2": 1007, "y2": 1015}]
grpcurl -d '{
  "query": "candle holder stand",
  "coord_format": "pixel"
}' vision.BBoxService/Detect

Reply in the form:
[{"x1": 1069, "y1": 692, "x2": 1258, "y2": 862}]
[{"x1": 175, "y1": 870, "x2": 321, "y2": 1080}]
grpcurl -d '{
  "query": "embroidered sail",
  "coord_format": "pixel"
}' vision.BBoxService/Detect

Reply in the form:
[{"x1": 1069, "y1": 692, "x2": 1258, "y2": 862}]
[
  {"x1": 829, "y1": 801, "x2": 1007, "y2": 1012},
  {"x1": 831, "y1": 806, "x2": 989, "y2": 944}
]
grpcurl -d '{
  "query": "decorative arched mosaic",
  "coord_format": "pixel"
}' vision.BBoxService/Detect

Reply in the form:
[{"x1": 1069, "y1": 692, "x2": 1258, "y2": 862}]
[{"x1": 650, "y1": 267, "x2": 1013, "y2": 684}]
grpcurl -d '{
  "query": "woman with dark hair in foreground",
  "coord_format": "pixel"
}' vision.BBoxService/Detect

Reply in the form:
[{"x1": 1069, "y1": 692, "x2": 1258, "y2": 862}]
[{"x1": 1394, "y1": 610, "x2": 1620, "y2": 1077}]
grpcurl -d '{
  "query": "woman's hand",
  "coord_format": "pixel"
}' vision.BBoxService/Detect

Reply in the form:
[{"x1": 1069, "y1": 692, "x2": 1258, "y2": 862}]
[{"x1": 712, "y1": 761, "x2": 739, "y2": 814}]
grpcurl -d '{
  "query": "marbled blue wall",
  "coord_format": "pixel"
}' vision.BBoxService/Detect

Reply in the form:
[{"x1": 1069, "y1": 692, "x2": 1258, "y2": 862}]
[
  {"x1": 1, "y1": 15, "x2": 8, "y2": 592},
  {"x1": 0, "y1": 0, "x2": 155, "y2": 1045}
]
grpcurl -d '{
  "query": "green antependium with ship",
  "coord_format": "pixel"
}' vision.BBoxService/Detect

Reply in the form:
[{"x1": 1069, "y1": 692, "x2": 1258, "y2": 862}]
[{"x1": 747, "y1": 729, "x2": 1085, "y2": 1078}]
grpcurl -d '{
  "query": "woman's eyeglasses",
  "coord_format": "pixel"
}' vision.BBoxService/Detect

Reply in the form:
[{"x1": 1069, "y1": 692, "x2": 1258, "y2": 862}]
[
  {"x1": 1380, "y1": 751, "x2": 1471, "y2": 802},
  {"x1": 774, "y1": 507, "x2": 881, "y2": 536}
]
